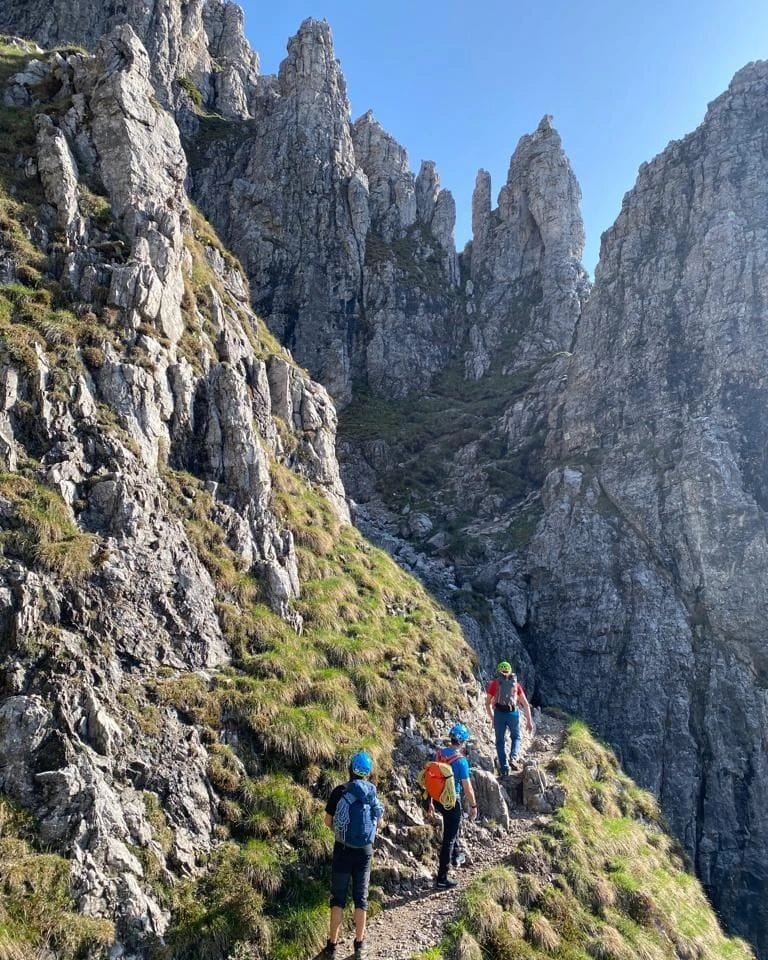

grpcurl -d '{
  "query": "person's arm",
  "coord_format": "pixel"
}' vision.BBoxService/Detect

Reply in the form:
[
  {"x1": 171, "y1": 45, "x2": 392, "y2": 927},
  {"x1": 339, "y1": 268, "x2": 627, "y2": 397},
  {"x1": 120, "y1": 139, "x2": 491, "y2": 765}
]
[
  {"x1": 519, "y1": 686, "x2": 533, "y2": 732},
  {"x1": 373, "y1": 797, "x2": 385, "y2": 828},
  {"x1": 324, "y1": 787, "x2": 340, "y2": 830},
  {"x1": 461, "y1": 778, "x2": 478, "y2": 820},
  {"x1": 485, "y1": 683, "x2": 496, "y2": 722}
]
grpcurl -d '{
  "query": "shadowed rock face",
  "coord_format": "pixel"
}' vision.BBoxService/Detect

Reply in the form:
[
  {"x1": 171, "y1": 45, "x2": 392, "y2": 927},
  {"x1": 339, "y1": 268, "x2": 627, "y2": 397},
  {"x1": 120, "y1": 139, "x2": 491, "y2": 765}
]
[
  {"x1": 190, "y1": 18, "x2": 369, "y2": 405},
  {"x1": 528, "y1": 61, "x2": 768, "y2": 955},
  {"x1": 466, "y1": 115, "x2": 589, "y2": 378},
  {"x1": 190, "y1": 19, "x2": 463, "y2": 407}
]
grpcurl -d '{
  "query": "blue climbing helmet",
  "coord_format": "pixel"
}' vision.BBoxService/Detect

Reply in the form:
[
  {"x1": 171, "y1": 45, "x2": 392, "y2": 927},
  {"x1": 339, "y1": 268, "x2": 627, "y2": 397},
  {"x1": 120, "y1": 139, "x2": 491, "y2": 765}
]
[
  {"x1": 350, "y1": 750, "x2": 374, "y2": 777},
  {"x1": 449, "y1": 722, "x2": 471, "y2": 743}
]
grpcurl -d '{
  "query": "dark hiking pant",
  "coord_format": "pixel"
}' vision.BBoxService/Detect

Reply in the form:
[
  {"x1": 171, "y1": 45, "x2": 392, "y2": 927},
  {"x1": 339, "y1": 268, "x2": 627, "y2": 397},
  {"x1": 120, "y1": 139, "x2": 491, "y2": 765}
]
[
  {"x1": 435, "y1": 798, "x2": 462, "y2": 879},
  {"x1": 329, "y1": 841, "x2": 372, "y2": 910}
]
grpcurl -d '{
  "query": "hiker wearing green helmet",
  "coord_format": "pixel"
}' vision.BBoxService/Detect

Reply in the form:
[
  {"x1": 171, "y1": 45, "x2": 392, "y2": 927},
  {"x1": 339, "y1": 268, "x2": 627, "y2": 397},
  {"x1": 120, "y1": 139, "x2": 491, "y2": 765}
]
[
  {"x1": 322, "y1": 751, "x2": 384, "y2": 960},
  {"x1": 485, "y1": 661, "x2": 533, "y2": 776}
]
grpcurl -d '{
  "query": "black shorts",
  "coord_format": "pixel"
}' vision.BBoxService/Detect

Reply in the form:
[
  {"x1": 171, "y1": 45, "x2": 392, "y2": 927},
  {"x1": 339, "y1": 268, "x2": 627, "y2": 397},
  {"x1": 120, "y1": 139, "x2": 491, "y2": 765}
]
[{"x1": 330, "y1": 841, "x2": 372, "y2": 910}]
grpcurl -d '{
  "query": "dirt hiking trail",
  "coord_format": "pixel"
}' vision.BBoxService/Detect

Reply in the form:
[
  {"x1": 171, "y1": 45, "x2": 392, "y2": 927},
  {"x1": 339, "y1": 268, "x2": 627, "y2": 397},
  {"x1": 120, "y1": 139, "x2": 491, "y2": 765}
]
[{"x1": 317, "y1": 712, "x2": 564, "y2": 960}]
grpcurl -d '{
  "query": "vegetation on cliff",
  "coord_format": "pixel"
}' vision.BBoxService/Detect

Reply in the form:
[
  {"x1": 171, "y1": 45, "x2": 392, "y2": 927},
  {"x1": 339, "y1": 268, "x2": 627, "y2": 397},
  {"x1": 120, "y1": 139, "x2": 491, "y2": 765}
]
[
  {"x1": 442, "y1": 720, "x2": 753, "y2": 960},
  {"x1": 0, "y1": 797, "x2": 114, "y2": 959},
  {"x1": 156, "y1": 462, "x2": 473, "y2": 960}
]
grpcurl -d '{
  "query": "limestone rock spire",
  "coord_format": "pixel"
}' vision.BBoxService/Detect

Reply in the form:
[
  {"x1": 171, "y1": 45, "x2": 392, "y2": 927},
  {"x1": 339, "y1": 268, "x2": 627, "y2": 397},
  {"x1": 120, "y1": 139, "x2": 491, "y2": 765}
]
[
  {"x1": 464, "y1": 116, "x2": 589, "y2": 377},
  {"x1": 351, "y1": 110, "x2": 416, "y2": 242}
]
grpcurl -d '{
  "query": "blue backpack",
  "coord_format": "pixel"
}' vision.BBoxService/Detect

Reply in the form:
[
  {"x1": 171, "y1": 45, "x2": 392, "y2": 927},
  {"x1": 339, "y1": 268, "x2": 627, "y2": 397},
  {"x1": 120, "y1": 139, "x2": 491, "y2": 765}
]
[{"x1": 333, "y1": 779, "x2": 379, "y2": 847}]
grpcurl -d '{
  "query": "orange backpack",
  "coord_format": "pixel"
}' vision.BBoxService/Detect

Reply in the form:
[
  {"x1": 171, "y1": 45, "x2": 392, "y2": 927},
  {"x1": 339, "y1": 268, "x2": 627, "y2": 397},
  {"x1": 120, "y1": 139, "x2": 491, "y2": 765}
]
[{"x1": 419, "y1": 751, "x2": 460, "y2": 809}]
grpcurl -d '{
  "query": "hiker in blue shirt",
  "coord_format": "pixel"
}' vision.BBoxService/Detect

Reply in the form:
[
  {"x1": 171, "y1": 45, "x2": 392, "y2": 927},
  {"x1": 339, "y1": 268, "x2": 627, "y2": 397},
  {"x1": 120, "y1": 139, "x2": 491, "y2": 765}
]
[
  {"x1": 322, "y1": 750, "x2": 384, "y2": 960},
  {"x1": 426, "y1": 723, "x2": 477, "y2": 889}
]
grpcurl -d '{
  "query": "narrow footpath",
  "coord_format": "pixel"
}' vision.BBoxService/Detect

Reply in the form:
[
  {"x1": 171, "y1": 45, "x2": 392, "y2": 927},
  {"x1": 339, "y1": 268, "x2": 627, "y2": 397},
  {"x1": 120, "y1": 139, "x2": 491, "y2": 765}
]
[{"x1": 330, "y1": 713, "x2": 564, "y2": 960}]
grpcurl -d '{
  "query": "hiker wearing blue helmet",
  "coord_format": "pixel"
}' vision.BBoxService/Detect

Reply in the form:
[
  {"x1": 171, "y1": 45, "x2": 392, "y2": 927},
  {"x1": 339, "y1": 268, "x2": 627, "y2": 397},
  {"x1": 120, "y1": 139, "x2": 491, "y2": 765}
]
[
  {"x1": 322, "y1": 750, "x2": 384, "y2": 960},
  {"x1": 427, "y1": 722, "x2": 477, "y2": 890}
]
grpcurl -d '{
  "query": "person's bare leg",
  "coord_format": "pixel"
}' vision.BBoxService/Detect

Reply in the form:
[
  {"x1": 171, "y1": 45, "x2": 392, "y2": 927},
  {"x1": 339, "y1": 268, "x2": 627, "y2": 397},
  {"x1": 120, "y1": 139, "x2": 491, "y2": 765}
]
[
  {"x1": 329, "y1": 906, "x2": 343, "y2": 943},
  {"x1": 354, "y1": 907, "x2": 366, "y2": 941}
]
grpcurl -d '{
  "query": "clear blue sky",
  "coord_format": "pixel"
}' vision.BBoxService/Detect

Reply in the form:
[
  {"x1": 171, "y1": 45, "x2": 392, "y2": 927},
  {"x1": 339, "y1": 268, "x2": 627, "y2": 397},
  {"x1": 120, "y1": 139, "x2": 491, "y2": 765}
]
[{"x1": 240, "y1": 0, "x2": 768, "y2": 275}]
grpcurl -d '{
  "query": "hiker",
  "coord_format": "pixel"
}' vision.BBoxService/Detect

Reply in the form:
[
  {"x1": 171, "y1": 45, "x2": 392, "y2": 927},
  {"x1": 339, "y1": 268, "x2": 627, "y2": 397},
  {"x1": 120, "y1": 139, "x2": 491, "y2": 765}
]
[
  {"x1": 485, "y1": 660, "x2": 533, "y2": 775},
  {"x1": 425, "y1": 722, "x2": 478, "y2": 890},
  {"x1": 322, "y1": 750, "x2": 384, "y2": 960}
]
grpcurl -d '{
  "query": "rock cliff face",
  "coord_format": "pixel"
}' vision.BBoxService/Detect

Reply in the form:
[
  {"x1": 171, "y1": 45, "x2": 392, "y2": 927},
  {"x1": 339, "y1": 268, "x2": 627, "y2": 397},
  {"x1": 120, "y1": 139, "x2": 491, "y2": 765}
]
[
  {"x1": 0, "y1": 27, "x2": 351, "y2": 949},
  {"x1": 465, "y1": 115, "x2": 589, "y2": 377},
  {"x1": 0, "y1": 0, "x2": 260, "y2": 117},
  {"x1": 2, "y1": 3, "x2": 767, "y2": 956},
  {"x1": 527, "y1": 61, "x2": 768, "y2": 955},
  {"x1": 188, "y1": 18, "x2": 463, "y2": 405},
  {"x1": 189, "y1": 19, "x2": 368, "y2": 404},
  {"x1": 340, "y1": 113, "x2": 588, "y2": 680}
]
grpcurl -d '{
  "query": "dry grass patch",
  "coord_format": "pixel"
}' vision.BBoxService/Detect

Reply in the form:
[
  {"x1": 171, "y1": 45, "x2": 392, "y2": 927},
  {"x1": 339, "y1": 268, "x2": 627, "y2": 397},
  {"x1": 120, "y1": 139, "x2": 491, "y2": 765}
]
[
  {"x1": 0, "y1": 472, "x2": 94, "y2": 580},
  {"x1": 448, "y1": 718, "x2": 755, "y2": 960},
  {"x1": 0, "y1": 796, "x2": 114, "y2": 957}
]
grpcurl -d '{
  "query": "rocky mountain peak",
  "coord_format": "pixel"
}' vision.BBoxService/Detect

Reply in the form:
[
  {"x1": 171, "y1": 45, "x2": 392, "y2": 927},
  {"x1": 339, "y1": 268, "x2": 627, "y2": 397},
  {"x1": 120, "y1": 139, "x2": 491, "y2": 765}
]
[
  {"x1": 490, "y1": 113, "x2": 585, "y2": 275},
  {"x1": 351, "y1": 109, "x2": 416, "y2": 242},
  {"x1": 278, "y1": 16, "x2": 346, "y2": 102},
  {"x1": 462, "y1": 116, "x2": 589, "y2": 378}
]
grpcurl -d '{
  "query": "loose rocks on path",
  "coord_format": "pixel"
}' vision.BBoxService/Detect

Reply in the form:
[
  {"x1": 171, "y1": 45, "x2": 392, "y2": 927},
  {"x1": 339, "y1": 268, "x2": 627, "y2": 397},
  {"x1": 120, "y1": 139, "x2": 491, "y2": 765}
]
[{"x1": 321, "y1": 712, "x2": 564, "y2": 960}]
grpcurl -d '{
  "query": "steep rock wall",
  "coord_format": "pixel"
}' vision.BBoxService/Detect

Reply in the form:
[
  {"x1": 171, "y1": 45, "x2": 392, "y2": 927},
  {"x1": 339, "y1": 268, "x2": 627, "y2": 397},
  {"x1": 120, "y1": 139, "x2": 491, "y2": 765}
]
[
  {"x1": 528, "y1": 61, "x2": 768, "y2": 955},
  {"x1": 0, "y1": 28, "x2": 346, "y2": 945},
  {"x1": 189, "y1": 19, "x2": 462, "y2": 406},
  {"x1": 0, "y1": 0, "x2": 260, "y2": 117}
]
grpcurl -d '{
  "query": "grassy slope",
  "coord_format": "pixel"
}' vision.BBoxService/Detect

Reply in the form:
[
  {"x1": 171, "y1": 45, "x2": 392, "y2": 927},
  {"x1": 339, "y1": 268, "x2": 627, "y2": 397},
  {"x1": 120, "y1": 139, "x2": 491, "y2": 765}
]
[
  {"x1": 157, "y1": 464, "x2": 474, "y2": 960},
  {"x1": 0, "y1": 36, "x2": 475, "y2": 960},
  {"x1": 440, "y1": 719, "x2": 753, "y2": 960}
]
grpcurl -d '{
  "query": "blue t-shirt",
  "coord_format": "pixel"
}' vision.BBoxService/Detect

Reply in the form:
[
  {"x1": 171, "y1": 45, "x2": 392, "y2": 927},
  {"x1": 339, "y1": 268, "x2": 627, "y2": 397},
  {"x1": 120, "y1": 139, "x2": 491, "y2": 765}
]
[{"x1": 437, "y1": 749, "x2": 471, "y2": 795}]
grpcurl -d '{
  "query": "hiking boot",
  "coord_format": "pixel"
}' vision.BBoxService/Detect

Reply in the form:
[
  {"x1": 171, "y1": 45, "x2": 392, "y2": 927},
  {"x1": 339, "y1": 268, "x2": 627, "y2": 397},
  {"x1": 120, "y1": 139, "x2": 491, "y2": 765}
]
[
  {"x1": 451, "y1": 850, "x2": 466, "y2": 867},
  {"x1": 353, "y1": 940, "x2": 366, "y2": 960},
  {"x1": 320, "y1": 942, "x2": 337, "y2": 959},
  {"x1": 498, "y1": 766, "x2": 510, "y2": 778},
  {"x1": 435, "y1": 876, "x2": 458, "y2": 890},
  {"x1": 510, "y1": 755, "x2": 523, "y2": 771}
]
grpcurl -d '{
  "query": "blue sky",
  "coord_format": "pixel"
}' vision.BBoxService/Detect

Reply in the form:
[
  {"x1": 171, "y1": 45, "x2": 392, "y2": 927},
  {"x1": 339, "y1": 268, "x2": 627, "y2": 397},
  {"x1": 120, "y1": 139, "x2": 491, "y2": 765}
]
[{"x1": 240, "y1": 1, "x2": 768, "y2": 274}]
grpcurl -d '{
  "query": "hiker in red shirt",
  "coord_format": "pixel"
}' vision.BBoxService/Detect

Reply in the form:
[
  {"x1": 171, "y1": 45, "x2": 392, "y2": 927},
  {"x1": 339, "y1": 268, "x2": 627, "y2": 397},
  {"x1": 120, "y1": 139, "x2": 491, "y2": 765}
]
[{"x1": 485, "y1": 661, "x2": 533, "y2": 775}]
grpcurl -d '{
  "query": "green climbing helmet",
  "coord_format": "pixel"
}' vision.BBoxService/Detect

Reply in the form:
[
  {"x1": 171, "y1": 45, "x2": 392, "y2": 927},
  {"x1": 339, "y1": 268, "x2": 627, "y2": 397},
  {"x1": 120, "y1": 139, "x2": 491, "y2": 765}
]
[{"x1": 497, "y1": 660, "x2": 513, "y2": 674}]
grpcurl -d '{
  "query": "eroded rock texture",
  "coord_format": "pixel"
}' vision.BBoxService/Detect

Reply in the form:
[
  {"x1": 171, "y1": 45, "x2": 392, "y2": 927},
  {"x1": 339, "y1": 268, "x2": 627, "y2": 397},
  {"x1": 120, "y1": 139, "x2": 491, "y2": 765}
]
[
  {"x1": 0, "y1": 27, "x2": 346, "y2": 946},
  {"x1": 528, "y1": 62, "x2": 768, "y2": 954},
  {"x1": 189, "y1": 18, "x2": 463, "y2": 405},
  {"x1": 466, "y1": 115, "x2": 589, "y2": 377},
  {"x1": 0, "y1": 0, "x2": 260, "y2": 117}
]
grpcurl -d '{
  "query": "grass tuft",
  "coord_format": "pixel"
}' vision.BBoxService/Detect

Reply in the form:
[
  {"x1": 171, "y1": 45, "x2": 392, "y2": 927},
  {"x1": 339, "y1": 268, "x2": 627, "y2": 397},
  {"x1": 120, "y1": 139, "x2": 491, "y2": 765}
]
[
  {"x1": 446, "y1": 718, "x2": 755, "y2": 960},
  {"x1": 0, "y1": 795, "x2": 114, "y2": 957},
  {"x1": 0, "y1": 473, "x2": 94, "y2": 580}
]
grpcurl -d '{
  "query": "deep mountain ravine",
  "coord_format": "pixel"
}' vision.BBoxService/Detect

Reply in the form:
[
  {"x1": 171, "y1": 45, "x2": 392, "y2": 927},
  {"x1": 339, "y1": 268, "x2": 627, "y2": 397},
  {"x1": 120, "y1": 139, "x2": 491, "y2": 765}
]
[{"x1": 0, "y1": 3, "x2": 765, "y2": 959}]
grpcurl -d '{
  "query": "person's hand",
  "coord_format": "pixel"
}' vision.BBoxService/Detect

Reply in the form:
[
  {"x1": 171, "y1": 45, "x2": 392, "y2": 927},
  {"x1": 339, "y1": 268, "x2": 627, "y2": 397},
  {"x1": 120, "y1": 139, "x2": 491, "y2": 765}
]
[
  {"x1": 526, "y1": 718, "x2": 533, "y2": 734},
  {"x1": 427, "y1": 802, "x2": 436, "y2": 820},
  {"x1": 469, "y1": 804, "x2": 478, "y2": 821}
]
